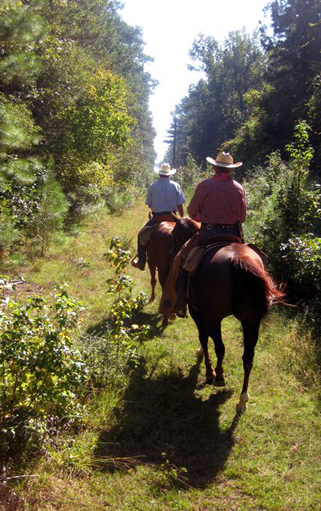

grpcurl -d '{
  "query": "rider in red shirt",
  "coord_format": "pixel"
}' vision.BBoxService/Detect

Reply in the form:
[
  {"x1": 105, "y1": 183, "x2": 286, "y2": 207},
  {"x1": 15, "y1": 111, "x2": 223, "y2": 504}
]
[
  {"x1": 159, "y1": 151, "x2": 246, "y2": 318},
  {"x1": 188, "y1": 151, "x2": 246, "y2": 236}
]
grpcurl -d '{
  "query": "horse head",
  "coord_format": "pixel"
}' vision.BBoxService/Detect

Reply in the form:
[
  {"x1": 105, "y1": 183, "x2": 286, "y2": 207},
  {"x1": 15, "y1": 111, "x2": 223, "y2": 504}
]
[{"x1": 172, "y1": 217, "x2": 200, "y2": 255}]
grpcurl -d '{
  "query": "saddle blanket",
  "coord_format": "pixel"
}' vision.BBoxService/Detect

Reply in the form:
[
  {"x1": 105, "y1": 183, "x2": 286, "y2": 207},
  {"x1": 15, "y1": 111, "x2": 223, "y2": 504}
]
[
  {"x1": 139, "y1": 225, "x2": 155, "y2": 247},
  {"x1": 139, "y1": 215, "x2": 176, "y2": 247},
  {"x1": 182, "y1": 241, "x2": 231, "y2": 273},
  {"x1": 182, "y1": 241, "x2": 268, "y2": 274}
]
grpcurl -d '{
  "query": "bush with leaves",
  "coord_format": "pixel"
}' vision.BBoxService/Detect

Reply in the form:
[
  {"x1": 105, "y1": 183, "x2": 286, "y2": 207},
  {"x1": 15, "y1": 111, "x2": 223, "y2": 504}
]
[
  {"x1": 244, "y1": 122, "x2": 321, "y2": 327},
  {"x1": 175, "y1": 154, "x2": 200, "y2": 192},
  {"x1": 280, "y1": 235, "x2": 321, "y2": 333},
  {"x1": 0, "y1": 282, "x2": 86, "y2": 453},
  {"x1": 79, "y1": 237, "x2": 149, "y2": 389}
]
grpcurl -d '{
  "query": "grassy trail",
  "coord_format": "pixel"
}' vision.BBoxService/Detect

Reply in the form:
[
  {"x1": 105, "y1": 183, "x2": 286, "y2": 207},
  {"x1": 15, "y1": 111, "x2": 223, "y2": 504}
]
[{"x1": 17, "y1": 202, "x2": 321, "y2": 510}]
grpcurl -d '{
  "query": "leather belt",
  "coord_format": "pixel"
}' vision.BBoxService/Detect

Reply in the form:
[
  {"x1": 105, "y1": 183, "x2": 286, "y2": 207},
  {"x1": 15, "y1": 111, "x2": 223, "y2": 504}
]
[
  {"x1": 152, "y1": 211, "x2": 175, "y2": 215},
  {"x1": 201, "y1": 223, "x2": 236, "y2": 231}
]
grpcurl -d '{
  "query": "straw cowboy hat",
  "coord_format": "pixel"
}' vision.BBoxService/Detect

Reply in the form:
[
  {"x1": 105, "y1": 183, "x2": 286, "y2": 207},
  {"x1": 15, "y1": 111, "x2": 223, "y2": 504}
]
[
  {"x1": 155, "y1": 163, "x2": 177, "y2": 176},
  {"x1": 206, "y1": 152, "x2": 243, "y2": 169}
]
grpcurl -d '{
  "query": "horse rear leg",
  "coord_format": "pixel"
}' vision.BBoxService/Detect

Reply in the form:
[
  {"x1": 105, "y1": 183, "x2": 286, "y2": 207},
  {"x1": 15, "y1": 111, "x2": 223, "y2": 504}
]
[
  {"x1": 189, "y1": 306, "x2": 215, "y2": 383},
  {"x1": 148, "y1": 261, "x2": 157, "y2": 303},
  {"x1": 208, "y1": 323, "x2": 225, "y2": 386},
  {"x1": 237, "y1": 319, "x2": 260, "y2": 413}
]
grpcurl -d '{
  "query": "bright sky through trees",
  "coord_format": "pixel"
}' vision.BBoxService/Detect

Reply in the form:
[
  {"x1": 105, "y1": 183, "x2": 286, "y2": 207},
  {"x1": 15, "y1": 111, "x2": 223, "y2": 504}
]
[{"x1": 121, "y1": 0, "x2": 270, "y2": 163}]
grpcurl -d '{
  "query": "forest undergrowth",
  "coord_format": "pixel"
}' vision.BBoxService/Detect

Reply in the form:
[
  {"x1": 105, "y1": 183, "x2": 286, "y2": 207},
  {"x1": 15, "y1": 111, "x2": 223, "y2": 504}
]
[{"x1": 0, "y1": 201, "x2": 320, "y2": 511}]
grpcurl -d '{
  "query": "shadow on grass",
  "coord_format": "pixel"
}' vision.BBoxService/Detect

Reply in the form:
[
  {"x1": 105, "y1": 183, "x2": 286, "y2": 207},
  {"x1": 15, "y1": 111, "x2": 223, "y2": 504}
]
[
  {"x1": 86, "y1": 310, "x2": 168, "y2": 339},
  {"x1": 94, "y1": 354, "x2": 240, "y2": 489}
]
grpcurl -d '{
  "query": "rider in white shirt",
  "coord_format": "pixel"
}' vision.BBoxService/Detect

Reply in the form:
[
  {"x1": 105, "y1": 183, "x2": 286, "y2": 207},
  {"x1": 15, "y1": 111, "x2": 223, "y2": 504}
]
[{"x1": 132, "y1": 163, "x2": 185, "y2": 270}]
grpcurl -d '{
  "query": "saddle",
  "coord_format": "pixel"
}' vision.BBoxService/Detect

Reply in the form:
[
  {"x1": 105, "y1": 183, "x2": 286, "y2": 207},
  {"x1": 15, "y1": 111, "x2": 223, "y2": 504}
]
[
  {"x1": 182, "y1": 234, "x2": 268, "y2": 274},
  {"x1": 139, "y1": 213, "x2": 177, "y2": 247},
  {"x1": 182, "y1": 234, "x2": 241, "y2": 273}
]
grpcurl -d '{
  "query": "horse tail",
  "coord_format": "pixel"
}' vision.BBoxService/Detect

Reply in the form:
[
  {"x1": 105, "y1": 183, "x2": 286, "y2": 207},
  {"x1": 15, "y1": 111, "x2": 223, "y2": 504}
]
[{"x1": 231, "y1": 255, "x2": 285, "y2": 316}]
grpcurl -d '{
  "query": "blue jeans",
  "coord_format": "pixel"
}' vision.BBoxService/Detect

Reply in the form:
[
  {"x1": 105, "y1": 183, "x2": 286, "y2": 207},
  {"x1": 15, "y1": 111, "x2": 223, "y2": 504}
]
[{"x1": 137, "y1": 217, "x2": 155, "y2": 262}]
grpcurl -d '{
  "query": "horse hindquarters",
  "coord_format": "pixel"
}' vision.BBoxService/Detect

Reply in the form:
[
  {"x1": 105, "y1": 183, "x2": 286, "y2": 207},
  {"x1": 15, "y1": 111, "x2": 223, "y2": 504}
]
[
  {"x1": 188, "y1": 255, "x2": 232, "y2": 385},
  {"x1": 188, "y1": 246, "x2": 274, "y2": 410},
  {"x1": 146, "y1": 222, "x2": 174, "y2": 293},
  {"x1": 230, "y1": 254, "x2": 271, "y2": 411}
]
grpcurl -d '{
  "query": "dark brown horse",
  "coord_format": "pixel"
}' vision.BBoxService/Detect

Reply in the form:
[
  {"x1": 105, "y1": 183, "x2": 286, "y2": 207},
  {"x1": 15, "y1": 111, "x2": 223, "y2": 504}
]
[{"x1": 174, "y1": 219, "x2": 284, "y2": 412}]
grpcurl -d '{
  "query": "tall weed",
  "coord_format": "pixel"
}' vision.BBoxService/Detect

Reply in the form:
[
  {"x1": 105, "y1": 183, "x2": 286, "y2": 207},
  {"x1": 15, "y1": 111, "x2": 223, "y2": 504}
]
[{"x1": 78, "y1": 237, "x2": 150, "y2": 389}]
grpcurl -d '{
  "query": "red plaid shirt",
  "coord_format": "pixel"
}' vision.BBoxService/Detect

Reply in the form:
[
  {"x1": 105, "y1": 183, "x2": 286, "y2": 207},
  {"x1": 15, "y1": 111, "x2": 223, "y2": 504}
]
[{"x1": 187, "y1": 175, "x2": 246, "y2": 224}]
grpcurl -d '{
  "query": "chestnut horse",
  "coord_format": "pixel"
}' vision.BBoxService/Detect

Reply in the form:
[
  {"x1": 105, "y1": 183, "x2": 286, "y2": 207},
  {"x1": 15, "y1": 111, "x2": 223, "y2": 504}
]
[
  {"x1": 173, "y1": 219, "x2": 284, "y2": 412},
  {"x1": 146, "y1": 221, "x2": 176, "y2": 304},
  {"x1": 146, "y1": 218, "x2": 199, "y2": 312}
]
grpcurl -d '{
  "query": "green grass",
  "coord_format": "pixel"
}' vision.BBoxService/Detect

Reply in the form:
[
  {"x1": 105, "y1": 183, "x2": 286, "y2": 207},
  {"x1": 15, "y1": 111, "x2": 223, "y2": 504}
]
[{"x1": 3, "y1": 201, "x2": 321, "y2": 511}]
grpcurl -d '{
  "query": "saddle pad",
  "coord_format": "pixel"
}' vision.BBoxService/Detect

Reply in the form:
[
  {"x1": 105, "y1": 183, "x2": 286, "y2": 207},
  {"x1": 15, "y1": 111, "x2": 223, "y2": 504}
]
[
  {"x1": 183, "y1": 240, "x2": 232, "y2": 273},
  {"x1": 139, "y1": 220, "x2": 176, "y2": 246},
  {"x1": 139, "y1": 225, "x2": 156, "y2": 247}
]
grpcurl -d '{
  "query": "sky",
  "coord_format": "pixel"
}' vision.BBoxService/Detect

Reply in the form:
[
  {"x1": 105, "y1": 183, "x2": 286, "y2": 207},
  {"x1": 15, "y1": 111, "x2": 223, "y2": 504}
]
[{"x1": 121, "y1": 0, "x2": 270, "y2": 163}]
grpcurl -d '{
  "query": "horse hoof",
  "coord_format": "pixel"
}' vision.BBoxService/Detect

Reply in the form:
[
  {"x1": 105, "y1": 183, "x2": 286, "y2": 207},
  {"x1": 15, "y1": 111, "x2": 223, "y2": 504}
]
[
  {"x1": 214, "y1": 377, "x2": 226, "y2": 387},
  {"x1": 236, "y1": 392, "x2": 249, "y2": 413},
  {"x1": 162, "y1": 317, "x2": 168, "y2": 327},
  {"x1": 205, "y1": 376, "x2": 215, "y2": 385},
  {"x1": 236, "y1": 401, "x2": 247, "y2": 414}
]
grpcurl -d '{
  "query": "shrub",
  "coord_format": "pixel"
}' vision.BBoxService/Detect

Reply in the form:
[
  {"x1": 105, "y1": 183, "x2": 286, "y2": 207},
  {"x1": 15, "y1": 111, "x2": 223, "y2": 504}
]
[
  {"x1": 243, "y1": 122, "x2": 321, "y2": 329},
  {"x1": 0, "y1": 283, "x2": 86, "y2": 453},
  {"x1": 104, "y1": 186, "x2": 136, "y2": 215},
  {"x1": 280, "y1": 236, "x2": 321, "y2": 329}
]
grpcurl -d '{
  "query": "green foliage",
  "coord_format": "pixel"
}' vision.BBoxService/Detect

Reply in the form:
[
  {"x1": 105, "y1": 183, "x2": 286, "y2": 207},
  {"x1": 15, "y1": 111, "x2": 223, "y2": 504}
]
[
  {"x1": 285, "y1": 120, "x2": 314, "y2": 172},
  {"x1": 65, "y1": 68, "x2": 135, "y2": 154},
  {"x1": 0, "y1": 94, "x2": 41, "y2": 162},
  {"x1": 246, "y1": 123, "x2": 320, "y2": 239},
  {"x1": 167, "y1": 29, "x2": 265, "y2": 166},
  {"x1": 244, "y1": 123, "x2": 321, "y2": 327},
  {"x1": 0, "y1": 207, "x2": 21, "y2": 251},
  {"x1": 35, "y1": 0, "x2": 155, "y2": 196},
  {"x1": 0, "y1": 283, "x2": 86, "y2": 452},
  {"x1": 0, "y1": 0, "x2": 45, "y2": 86},
  {"x1": 281, "y1": 236, "x2": 321, "y2": 292},
  {"x1": 230, "y1": 0, "x2": 321, "y2": 166},
  {"x1": 175, "y1": 153, "x2": 201, "y2": 191},
  {"x1": 104, "y1": 186, "x2": 137, "y2": 215},
  {"x1": 0, "y1": 0, "x2": 155, "y2": 256},
  {"x1": 25, "y1": 170, "x2": 69, "y2": 257},
  {"x1": 79, "y1": 237, "x2": 149, "y2": 389}
]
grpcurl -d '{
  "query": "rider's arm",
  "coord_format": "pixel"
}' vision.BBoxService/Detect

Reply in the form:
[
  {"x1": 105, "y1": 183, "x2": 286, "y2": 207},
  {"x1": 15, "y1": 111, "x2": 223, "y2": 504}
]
[
  {"x1": 187, "y1": 182, "x2": 203, "y2": 221},
  {"x1": 177, "y1": 204, "x2": 184, "y2": 218}
]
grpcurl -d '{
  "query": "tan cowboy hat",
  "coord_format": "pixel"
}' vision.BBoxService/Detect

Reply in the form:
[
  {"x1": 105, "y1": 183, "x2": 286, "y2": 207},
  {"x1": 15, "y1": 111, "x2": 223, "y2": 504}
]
[
  {"x1": 206, "y1": 152, "x2": 242, "y2": 168},
  {"x1": 154, "y1": 163, "x2": 176, "y2": 176}
]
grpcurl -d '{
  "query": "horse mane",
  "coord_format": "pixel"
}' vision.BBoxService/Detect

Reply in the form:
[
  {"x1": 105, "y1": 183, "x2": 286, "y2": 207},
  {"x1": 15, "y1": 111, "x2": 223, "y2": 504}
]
[
  {"x1": 232, "y1": 255, "x2": 285, "y2": 315},
  {"x1": 171, "y1": 217, "x2": 200, "y2": 255}
]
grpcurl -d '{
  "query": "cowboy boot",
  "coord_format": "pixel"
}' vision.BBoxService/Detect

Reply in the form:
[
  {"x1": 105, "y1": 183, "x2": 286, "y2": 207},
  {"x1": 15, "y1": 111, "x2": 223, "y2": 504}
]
[{"x1": 131, "y1": 239, "x2": 146, "y2": 270}]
